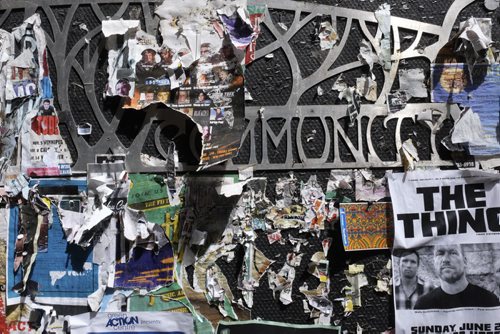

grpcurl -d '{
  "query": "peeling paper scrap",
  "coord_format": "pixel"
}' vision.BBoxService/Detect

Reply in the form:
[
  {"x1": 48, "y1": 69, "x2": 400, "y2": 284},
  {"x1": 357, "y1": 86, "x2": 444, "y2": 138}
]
[
  {"x1": 356, "y1": 75, "x2": 377, "y2": 102},
  {"x1": 399, "y1": 68, "x2": 427, "y2": 98},
  {"x1": 6, "y1": 14, "x2": 46, "y2": 101},
  {"x1": 358, "y1": 39, "x2": 378, "y2": 73},
  {"x1": 238, "y1": 166, "x2": 254, "y2": 181},
  {"x1": 101, "y1": 19, "x2": 140, "y2": 37},
  {"x1": 268, "y1": 253, "x2": 302, "y2": 305},
  {"x1": 374, "y1": 4, "x2": 391, "y2": 71},
  {"x1": 400, "y1": 138, "x2": 419, "y2": 171},
  {"x1": 348, "y1": 264, "x2": 365, "y2": 275},
  {"x1": 318, "y1": 20, "x2": 338, "y2": 50},
  {"x1": 215, "y1": 176, "x2": 249, "y2": 197},
  {"x1": 245, "y1": 3, "x2": 266, "y2": 64},
  {"x1": 451, "y1": 108, "x2": 489, "y2": 147},
  {"x1": 386, "y1": 90, "x2": 409, "y2": 114},
  {"x1": 354, "y1": 170, "x2": 390, "y2": 202},
  {"x1": 326, "y1": 170, "x2": 353, "y2": 200},
  {"x1": 478, "y1": 155, "x2": 500, "y2": 170}
]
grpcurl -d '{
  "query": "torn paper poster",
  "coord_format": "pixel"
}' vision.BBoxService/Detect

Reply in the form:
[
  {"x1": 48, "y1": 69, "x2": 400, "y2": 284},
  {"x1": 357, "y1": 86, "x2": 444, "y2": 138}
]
[
  {"x1": 244, "y1": 3, "x2": 267, "y2": 64},
  {"x1": 267, "y1": 205, "x2": 306, "y2": 230},
  {"x1": 325, "y1": 170, "x2": 353, "y2": 200},
  {"x1": 102, "y1": 19, "x2": 140, "y2": 37},
  {"x1": 268, "y1": 252, "x2": 303, "y2": 305},
  {"x1": 333, "y1": 78, "x2": 361, "y2": 127},
  {"x1": 374, "y1": 260, "x2": 392, "y2": 294},
  {"x1": 374, "y1": 4, "x2": 391, "y2": 71},
  {"x1": 398, "y1": 68, "x2": 427, "y2": 98},
  {"x1": 5, "y1": 14, "x2": 47, "y2": 100},
  {"x1": 191, "y1": 246, "x2": 238, "y2": 318},
  {"x1": 300, "y1": 282, "x2": 332, "y2": 325},
  {"x1": 9, "y1": 201, "x2": 46, "y2": 296},
  {"x1": 20, "y1": 100, "x2": 72, "y2": 177},
  {"x1": 354, "y1": 170, "x2": 390, "y2": 202},
  {"x1": 358, "y1": 40, "x2": 378, "y2": 73},
  {"x1": 88, "y1": 216, "x2": 119, "y2": 311},
  {"x1": 127, "y1": 281, "x2": 191, "y2": 313},
  {"x1": 344, "y1": 265, "x2": 368, "y2": 307},
  {"x1": 386, "y1": 90, "x2": 409, "y2": 114},
  {"x1": 318, "y1": 20, "x2": 338, "y2": 50},
  {"x1": 70, "y1": 311, "x2": 194, "y2": 334},
  {"x1": 458, "y1": 17, "x2": 493, "y2": 73},
  {"x1": 217, "y1": 6, "x2": 254, "y2": 50},
  {"x1": 400, "y1": 138, "x2": 419, "y2": 171},
  {"x1": 105, "y1": 10, "x2": 246, "y2": 168},
  {"x1": 205, "y1": 263, "x2": 238, "y2": 319},
  {"x1": 275, "y1": 174, "x2": 297, "y2": 209},
  {"x1": 114, "y1": 242, "x2": 174, "y2": 290},
  {"x1": 215, "y1": 175, "x2": 247, "y2": 197},
  {"x1": 300, "y1": 175, "x2": 326, "y2": 231},
  {"x1": 88, "y1": 162, "x2": 129, "y2": 210},
  {"x1": 5, "y1": 300, "x2": 56, "y2": 334},
  {"x1": 451, "y1": 107, "x2": 491, "y2": 148},
  {"x1": 308, "y1": 252, "x2": 329, "y2": 283},
  {"x1": 7, "y1": 181, "x2": 99, "y2": 307},
  {"x1": 432, "y1": 64, "x2": 500, "y2": 155},
  {"x1": 339, "y1": 202, "x2": 393, "y2": 251},
  {"x1": 127, "y1": 173, "x2": 170, "y2": 225},
  {"x1": 267, "y1": 230, "x2": 282, "y2": 244},
  {"x1": 355, "y1": 75, "x2": 377, "y2": 102},
  {"x1": 388, "y1": 170, "x2": 500, "y2": 333},
  {"x1": 216, "y1": 320, "x2": 341, "y2": 334},
  {"x1": 239, "y1": 244, "x2": 273, "y2": 308}
]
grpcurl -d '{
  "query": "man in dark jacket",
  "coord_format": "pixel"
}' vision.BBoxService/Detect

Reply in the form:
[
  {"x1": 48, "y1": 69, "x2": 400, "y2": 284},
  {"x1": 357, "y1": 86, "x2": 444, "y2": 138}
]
[{"x1": 414, "y1": 244, "x2": 500, "y2": 309}]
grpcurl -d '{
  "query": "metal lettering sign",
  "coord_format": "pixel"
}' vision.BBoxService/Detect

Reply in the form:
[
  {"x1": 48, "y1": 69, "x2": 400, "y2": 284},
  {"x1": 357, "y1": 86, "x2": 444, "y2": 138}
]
[{"x1": 0, "y1": 0, "x2": 475, "y2": 172}]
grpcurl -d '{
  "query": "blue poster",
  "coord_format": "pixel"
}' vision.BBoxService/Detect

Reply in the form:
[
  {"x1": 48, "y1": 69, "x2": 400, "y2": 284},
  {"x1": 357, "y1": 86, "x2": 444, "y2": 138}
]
[
  {"x1": 7, "y1": 179, "x2": 99, "y2": 306},
  {"x1": 431, "y1": 63, "x2": 500, "y2": 155}
]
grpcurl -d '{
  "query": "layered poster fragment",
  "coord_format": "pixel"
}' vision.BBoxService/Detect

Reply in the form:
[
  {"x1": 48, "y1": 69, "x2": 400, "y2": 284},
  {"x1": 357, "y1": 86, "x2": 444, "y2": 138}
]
[
  {"x1": 0, "y1": 14, "x2": 72, "y2": 181},
  {"x1": 104, "y1": 0, "x2": 264, "y2": 169}
]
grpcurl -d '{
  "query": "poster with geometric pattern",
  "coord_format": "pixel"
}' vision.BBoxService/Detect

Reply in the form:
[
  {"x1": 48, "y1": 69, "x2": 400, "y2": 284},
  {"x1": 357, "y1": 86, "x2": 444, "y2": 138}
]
[{"x1": 339, "y1": 202, "x2": 393, "y2": 251}]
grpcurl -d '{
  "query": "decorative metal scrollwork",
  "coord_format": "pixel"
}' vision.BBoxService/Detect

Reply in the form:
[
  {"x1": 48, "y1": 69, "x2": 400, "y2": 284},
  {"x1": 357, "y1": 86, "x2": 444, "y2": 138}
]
[{"x1": 0, "y1": 0, "x2": 478, "y2": 172}]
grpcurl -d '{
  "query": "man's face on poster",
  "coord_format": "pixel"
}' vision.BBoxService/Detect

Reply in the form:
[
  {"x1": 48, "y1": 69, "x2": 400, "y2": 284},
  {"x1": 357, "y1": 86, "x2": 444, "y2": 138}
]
[
  {"x1": 178, "y1": 91, "x2": 188, "y2": 103},
  {"x1": 116, "y1": 81, "x2": 130, "y2": 96},
  {"x1": 434, "y1": 245, "x2": 467, "y2": 283},
  {"x1": 439, "y1": 67, "x2": 467, "y2": 94},
  {"x1": 143, "y1": 50, "x2": 155, "y2": 63},
  {"x1": 200, "y1": 44, "x2": 211, "y2": 59},
  {"x1": 400, "y1": 253, "x2": 419, "y2": 280},
  {"x1": 157, "y1": 91, "x2": 170, "y2": 102},
  {"x1": 43, "y1": 101, "x2": 50, "y2": 110},
  {"x1": 160, "y1": 49, "x2": 173, "y2": 64},
  {"x1": 145, "y1": 92, "x2": 155, "y2": 103}
]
